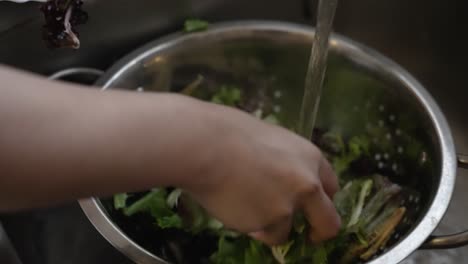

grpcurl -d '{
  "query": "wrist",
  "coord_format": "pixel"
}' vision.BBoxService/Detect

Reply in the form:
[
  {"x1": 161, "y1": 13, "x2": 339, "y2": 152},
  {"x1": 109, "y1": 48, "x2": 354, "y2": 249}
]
[{"x1": 141, "y1": 93, "x2": 219, "y2": 189}]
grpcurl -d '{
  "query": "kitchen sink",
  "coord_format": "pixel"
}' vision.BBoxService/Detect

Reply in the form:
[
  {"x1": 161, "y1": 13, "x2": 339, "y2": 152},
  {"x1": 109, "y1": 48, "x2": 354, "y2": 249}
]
[{"x1": 0, "y1": 0, "x2": 467, "y2": 263}]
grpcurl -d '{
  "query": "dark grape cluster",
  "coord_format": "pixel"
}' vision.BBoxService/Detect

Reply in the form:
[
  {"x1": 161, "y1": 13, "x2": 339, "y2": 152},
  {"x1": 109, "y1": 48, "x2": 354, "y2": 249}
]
[{"x1": 40, "y1": 0, "x2": 88, "y2": 49}]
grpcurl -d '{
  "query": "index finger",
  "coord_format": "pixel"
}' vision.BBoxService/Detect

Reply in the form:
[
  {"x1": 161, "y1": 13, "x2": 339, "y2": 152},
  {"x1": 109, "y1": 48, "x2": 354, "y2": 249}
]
[
  {"x1": 318, "y1": 156, "x2": 339, "y2": 199},
  {"x1": 301, "y1": 186, "x2": 341, "y2": 243}
]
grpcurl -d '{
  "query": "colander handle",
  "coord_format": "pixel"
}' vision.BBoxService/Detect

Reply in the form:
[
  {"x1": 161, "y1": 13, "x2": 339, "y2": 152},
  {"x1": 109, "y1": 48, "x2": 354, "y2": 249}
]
[
  {"x1": 420, "y1": 154, "x2": 468, "y2": 250},
  {"x1": 421, "y1": 231, "x2": 468, "y2": 249},
  {"x1": 48, "y1": 67, "x2": 104, "y2": 81},
  {"x1": 459, "y1": 154, "x2": 468, "y2": 169}
]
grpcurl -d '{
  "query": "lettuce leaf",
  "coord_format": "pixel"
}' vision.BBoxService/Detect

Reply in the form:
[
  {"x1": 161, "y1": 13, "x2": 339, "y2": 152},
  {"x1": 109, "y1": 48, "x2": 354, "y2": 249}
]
[
  {"x1": 184, "y1": 19, "x2": 210, "y2": 33},
  {"x1": 211, "y1": 85, "x2": 242, "y2": 106},
  {"x1": 120, "y1": 189, "x2": 183, "y2": 230},
  {"x1": 113, "y1": 193, "x2": 128, "y2": 210},
  {"x1": 211, "y1": 237, "x2": 275, "y2": 264}
]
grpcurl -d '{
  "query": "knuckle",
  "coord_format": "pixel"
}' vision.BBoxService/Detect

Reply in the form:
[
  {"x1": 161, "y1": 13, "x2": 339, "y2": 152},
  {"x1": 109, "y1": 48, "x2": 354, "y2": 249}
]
[
  {"x1": 282, "y1": 166, "x2": 321, "y2": 197},
  {"x1": 300, "y1": 180, "x2": 321, "y2": 197},
  {"x1": 276, "y1": 163, "x2": 299, "y2": 179},
  {"x1": 295, "y1": 179, "x2": 322, "y2": 208}
]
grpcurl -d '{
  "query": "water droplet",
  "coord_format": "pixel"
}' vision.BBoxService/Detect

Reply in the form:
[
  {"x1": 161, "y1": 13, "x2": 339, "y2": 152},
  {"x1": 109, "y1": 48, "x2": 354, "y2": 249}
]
[
  {"x1": 396, "y1": 129, "x2": 402, "y2": 136},
  {"x1": 420, "y1": 151, "x2": 428, "y2": 163},
  {"x1": 379, "y1": 120, "x2": 385, "y2": 127},
  {"x1": 384, "y1": 153, "x2": 390, "y2": 159},
  {"x1": 386, "y1": 133, "x2": 392, "y2": 140},
  {"x1": 273, "y1": 105, "x2": 281, "y2": 113},
  {"x1": 392, "y1": 163, "x2": 398, "y2": 171},
  {"x1": 136, "y1": 87, "x2": 144, "y2": 92},
  {"x1": 375, "y1": 154, "x2": 382, "y2": 160},
  {"x1": 389, "y1": 115, "x2": 396, "y2": 122},
  {"x1": 409, "y1": 195, "x2": 414, "y2": 202},
  {"x1": 378, "y1": 162, "x2": 384, "y2": 169},
  {"x1": 274, "y1": 90, "x2": 282, "y2": 98},
  {"x1": 379, "y1": 105, "x2": 385, "y2": 111},
  {"x1": 398, "y1": 146, "x2": 404, "y2": 154},
  {"x1": 414, "y1": 196, "x2": 420, "y2": 203}
]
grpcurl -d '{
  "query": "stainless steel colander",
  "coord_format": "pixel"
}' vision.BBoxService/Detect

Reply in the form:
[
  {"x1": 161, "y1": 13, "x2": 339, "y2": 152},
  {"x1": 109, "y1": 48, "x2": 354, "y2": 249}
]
[{"x1": 63, "y1": 21, "x2": 468, "y2": 264}]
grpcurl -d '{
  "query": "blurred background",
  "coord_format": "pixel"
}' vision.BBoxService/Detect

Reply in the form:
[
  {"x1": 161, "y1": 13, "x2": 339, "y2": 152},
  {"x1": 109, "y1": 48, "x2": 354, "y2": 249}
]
[{"x1": 0, "y1": 0, "x2": 467, "y2": 263}]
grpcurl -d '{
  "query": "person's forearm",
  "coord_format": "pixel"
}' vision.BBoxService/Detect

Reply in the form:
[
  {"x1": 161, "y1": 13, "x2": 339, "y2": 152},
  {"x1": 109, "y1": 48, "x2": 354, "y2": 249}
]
[{"x1": 0, "y1": 66, "x2": 214, "y2": 211}]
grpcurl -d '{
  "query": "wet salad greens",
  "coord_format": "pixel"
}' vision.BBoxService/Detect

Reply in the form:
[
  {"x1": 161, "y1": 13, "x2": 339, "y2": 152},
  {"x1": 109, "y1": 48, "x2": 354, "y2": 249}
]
[
  {"x1": 112, "y1": 84, "x2": 422, "y2": 264},
  {"x1": 184, "y1": 19, "x2": 210, "y2": 33}
]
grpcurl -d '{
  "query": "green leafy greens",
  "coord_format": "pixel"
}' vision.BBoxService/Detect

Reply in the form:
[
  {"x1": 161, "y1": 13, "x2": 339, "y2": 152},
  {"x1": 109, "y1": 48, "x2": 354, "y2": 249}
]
[
  {"x1": 112, "y1": 84, "x2": 419, "y2": 264},
  {"x1": 184, "y1": 19, "x2": 210, "y2": 33}
]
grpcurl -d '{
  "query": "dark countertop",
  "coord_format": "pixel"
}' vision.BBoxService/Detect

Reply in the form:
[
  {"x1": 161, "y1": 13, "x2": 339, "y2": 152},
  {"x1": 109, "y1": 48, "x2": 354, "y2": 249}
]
[{"x1": 1, "y1": 203, "x2": 132, "y2": 264}]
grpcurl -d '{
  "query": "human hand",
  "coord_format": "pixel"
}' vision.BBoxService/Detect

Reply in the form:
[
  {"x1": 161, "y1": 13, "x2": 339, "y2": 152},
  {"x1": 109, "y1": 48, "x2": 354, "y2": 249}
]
[
  {"x1": 182, "y1": 102, "x2": 341, "y2": 246},
  {"x1": 0, "y1": 64, "x2": 341, "y2": 242}
]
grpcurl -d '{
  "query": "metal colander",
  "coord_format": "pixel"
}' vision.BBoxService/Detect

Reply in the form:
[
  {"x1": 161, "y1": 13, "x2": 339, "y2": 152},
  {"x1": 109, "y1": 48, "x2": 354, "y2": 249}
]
[{"x1": 75, "y1": 21, "x2": 468, "y2": 264}]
